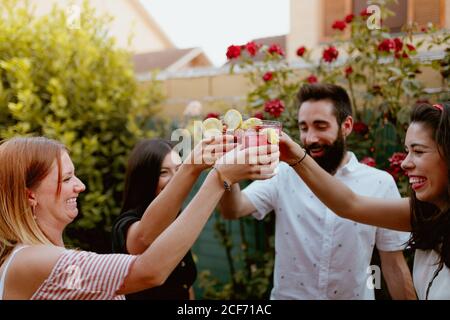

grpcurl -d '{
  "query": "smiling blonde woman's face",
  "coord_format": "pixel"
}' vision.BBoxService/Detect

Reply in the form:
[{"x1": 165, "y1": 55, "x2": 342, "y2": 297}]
[
  {"x1": 401, "y1": 122, "x2": 448, "y2": 209},
  {"x1": 32, "y1": 151, "x2": 86, "y2": 227}
]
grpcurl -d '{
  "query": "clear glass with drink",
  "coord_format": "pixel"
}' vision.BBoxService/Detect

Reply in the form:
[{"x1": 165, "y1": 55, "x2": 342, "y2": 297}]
[
  {"x1": 242, "y1": 120, "x2": 282, "y2": 148},
  {"x1": 241, "y1": 119, "x2": 281, "y2": 173}
]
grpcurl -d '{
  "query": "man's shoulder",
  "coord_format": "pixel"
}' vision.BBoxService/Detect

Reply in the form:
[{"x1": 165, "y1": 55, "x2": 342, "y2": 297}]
[{"x1": 354, "y1": 162, "x2": 395, "y2": 182}]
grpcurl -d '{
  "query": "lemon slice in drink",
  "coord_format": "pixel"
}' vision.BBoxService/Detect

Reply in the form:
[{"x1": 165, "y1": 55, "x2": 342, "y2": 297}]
[
  {"x1": 242, "y1": 117, "x2": 263, "y2": 130},
  {"x1": 260, "y1": 128, "x2": 280, "y2": 144},
  {"x1": 202, "y1": 118, "x2": 223, "y2": 132},
  {"x1": 204, "y1": 128, "x2": 223, "y2": 139},
  {"x1": 223, "y1": 109, "x2": 242, "y2": 131}
]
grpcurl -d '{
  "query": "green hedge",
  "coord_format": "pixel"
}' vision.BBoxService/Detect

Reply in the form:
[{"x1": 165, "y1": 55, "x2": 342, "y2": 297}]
[{"x1": 0, "y1": 0, "x2": 164, "y2": 251}]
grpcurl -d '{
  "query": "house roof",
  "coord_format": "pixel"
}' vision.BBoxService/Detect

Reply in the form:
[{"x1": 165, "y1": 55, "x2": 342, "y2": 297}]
[
  {"x1": 128, "y1": 0, "x2": 174, "y2": 48},
  {"x1": 133, "y1": 47, "x2": 212, "y2": 74}
]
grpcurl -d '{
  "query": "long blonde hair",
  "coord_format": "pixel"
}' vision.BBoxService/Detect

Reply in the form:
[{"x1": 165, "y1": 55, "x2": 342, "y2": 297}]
[{"x1": 0, "y1": 137, "x2": 66, "y2": 264}]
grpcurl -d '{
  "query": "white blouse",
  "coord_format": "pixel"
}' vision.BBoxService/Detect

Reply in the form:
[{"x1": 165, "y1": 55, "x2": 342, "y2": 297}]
[{"x1": 413, "y1": 249, "x2": 450, "y2": 300}]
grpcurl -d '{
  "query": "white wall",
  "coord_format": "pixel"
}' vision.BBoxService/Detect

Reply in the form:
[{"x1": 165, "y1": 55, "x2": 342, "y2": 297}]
[
  {"x1": 29, "y1": 0, "x2": 173, "y2": 53},
  {"x1": 287, "y1": 0, "x2": 322, "y2": 61}
]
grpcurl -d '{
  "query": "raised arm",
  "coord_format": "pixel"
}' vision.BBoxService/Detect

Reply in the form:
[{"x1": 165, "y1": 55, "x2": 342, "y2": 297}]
[
  {"x1": 219, "y1": 144, "x2": 280, "y2": 219},
  {"x1": 6, "y1": 145, "x2": 279, "y2": 299},
  {"x1": 118, "y1": 144, "x2": 280, "y2": 294},
  {"x1": 218, "y1": 183, "x2": 256, "y2": 219},
  {"x1": 279, "y1": 132, "x2": 411, "y2": 231},
  {"x1": 125, "y1": 135, "x2": 237, "y2": 254}
]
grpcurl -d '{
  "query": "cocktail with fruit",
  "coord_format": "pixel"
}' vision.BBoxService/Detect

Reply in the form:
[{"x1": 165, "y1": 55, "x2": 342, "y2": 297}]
[
  {"x1": 242, "y1": 120, "x2": 281, "y2": 148},
  {"x1": 200, "y1": 109, "x2": 280, "y2": 172},
  {"x1": 201, "y1": 109, "x2": 281, "y2": 147}
]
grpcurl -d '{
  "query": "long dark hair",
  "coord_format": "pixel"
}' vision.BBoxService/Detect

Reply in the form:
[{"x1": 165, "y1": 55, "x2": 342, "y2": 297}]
[
  {"x1": 121, "y1": 139, "x2": 174, "y2": 216},
  {"x1": 408, "y1": 103, "x2": 450, "y2": 272}
]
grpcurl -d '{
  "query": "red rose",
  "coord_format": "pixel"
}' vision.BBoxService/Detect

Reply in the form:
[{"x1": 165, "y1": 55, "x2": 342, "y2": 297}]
[
  {"x1": 378, "y1": 39, "x2": 395, "y2": 52},
  {"x1": 406, "y1": 44, "x2": 416, "y2": 52},
  {"x1": 353, "y1": 121, "x2": 369, "y2": 135},
  {"x1": 387, "y1": 152, "x2": 407, "y2": 181},
  {"x1": 245, "y1": 41, "x2": 260, "y2": 57},
  {"x1": 360, "y1": 8, "x2": 371, "y2": 18},
  {"x1": 371, "y1": 85, "x2": 382, "y2": 96},
  {"x1": 332, "y1": 20, "x2": 347, "y2": 31},
  {"x1": 226, "y1": 45, "x2": 241, "y2": 60},
  {"x1": 263, "y1": 72, "x2": 273, "y2": 82},
  {"x1": 264, "y1": 99, "x2": 285, "y2": 118},
  {"x1": 268, "y1": 44, "x2": 284, "y2": 56},
  {"x1": 296, "y1": 46, "x2": 306, "y2": 57},
  {"x1": 306, "y1": 75, "x2": 318, "y2": 84},
  {"x1": 253, "y1": 111, "x2": 265, "y2": 120},
  {"x1": 389, "y1": 152, "x2": 407, "y2": 167},
  {"x1": 322, "y1": 46, "x2": 339, "y2": 63},
  {"x1": 203, "y1": 112, "x2": 220, "y2": 120},
  {"x1": 345, "y1": 14, "x2": 355, "y2": 23},
  {"x1": 394, "y1": 38, "x2": 403, "y2": 53},
  {"x1": 345, "y1": 66, "x2": 353, "y2": 77},
  {"x1": 360, "y1": 157, "x2": 376, "y2": 167}
]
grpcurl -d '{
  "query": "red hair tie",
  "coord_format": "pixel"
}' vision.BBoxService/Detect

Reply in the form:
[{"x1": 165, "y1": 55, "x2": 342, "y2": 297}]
[{"x1": 433, "y1": 104, "x2": 444, "y2": 111}]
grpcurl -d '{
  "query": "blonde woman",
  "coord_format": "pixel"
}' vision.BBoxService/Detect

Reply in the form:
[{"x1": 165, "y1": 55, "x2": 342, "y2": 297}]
[{"x1": 0, "y1": 136, "x2": 279, "y2": 299}]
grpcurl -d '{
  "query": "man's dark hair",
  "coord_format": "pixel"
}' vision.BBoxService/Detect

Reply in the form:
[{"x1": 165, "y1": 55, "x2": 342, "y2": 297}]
[{"x1": 297, "y1": 83, "x2": 353, "y2": 125}]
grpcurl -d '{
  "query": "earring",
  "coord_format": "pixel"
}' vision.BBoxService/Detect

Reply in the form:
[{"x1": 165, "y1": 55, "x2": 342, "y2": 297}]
[{"x1": 32, "y1": 205, "x2": 37, "y2": 220}]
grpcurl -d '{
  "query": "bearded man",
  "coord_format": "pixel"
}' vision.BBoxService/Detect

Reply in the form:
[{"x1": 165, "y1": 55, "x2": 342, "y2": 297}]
[{"x1": 218, "y1": 83, "x2": 416, "y2": 300}]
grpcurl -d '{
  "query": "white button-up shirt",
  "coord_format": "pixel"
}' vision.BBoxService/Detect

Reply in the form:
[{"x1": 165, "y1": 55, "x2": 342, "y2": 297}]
[{"x1": 243, "y1": 152, "x2": 410, "y2": 300}]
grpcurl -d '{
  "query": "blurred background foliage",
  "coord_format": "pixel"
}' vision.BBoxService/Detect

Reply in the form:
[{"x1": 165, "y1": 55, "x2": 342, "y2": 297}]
[{"x1": 0, "y1": 0, "x2": 165, "y2": 251}]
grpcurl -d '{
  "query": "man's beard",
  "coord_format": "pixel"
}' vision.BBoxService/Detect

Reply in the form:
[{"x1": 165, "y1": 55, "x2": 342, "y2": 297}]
[{"x1": 304, "y1": 133, "x2": 346, "y2": 174}]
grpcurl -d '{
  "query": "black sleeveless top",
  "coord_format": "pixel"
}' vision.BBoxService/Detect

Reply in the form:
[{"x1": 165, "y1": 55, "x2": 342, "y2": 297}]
[{"x1": 112, "y1": 209, "x2": 197, "y2": 300}]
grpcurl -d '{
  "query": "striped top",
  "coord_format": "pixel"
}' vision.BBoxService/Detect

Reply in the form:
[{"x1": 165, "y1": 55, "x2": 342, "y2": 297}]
[{"x1": 30, "y1": 249, "x2": 137, "y2": 300}]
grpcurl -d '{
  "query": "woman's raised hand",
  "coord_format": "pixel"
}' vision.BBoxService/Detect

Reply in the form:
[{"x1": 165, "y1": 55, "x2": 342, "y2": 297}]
[
  {"x1": 183, "y1": 135, "x2": 237, "y2": 171},
  {"x1": 214, "y1": 144, "x2": 280, "y2": 184}
]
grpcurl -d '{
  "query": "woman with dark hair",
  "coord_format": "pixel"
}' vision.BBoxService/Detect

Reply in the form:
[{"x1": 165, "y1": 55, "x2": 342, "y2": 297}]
[
  {"x1": 279, "y1": 102, "x2": 450, "y2": 299},
  {"x1": 112, "y1": 138, "x2": 199, "y2": 299}
]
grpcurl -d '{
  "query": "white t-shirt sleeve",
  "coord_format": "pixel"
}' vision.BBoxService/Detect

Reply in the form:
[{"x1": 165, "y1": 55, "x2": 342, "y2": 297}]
[
  {"x1": 242, "y1": 169, "x2": 280, "y2": 220},
  {"x1": 375, "y1": 174, "x2": 411, "y2": 251}
]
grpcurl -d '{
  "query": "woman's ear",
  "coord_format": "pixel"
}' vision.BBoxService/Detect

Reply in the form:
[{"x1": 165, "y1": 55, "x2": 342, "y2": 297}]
[{"x1": 26, "y1": 189, "x2": 37, "y2": 208}]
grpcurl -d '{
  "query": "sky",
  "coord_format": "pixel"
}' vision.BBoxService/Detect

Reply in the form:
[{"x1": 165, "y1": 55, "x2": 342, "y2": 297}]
[{"x1": 140, "y1": 0, "x2": 290, "y2": 66}]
